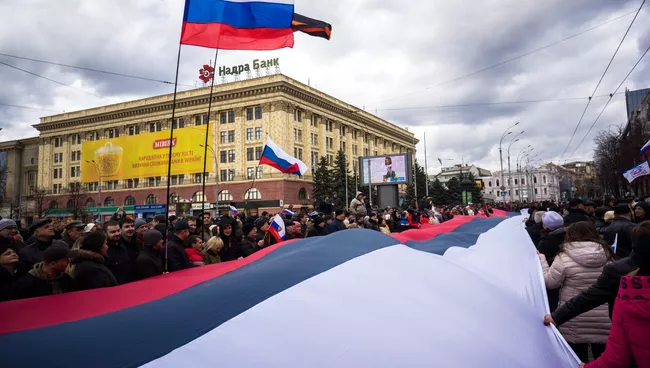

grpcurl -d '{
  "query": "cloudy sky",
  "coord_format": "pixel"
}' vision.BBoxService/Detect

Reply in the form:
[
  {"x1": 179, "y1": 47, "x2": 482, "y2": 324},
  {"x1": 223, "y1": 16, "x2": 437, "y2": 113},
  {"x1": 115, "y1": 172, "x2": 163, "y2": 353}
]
[{"x1": 1, "y1": 0, "x2": 649, "y2": 175}]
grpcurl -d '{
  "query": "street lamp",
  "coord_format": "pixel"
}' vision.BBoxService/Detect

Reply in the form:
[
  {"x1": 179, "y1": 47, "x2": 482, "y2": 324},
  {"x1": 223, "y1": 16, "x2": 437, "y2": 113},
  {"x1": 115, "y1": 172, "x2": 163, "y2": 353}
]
[
  {"x1": 86, "y1": 160, "x2": 102, "y2": 210},
  {"x1": 199, "y1": 144, "x2": 220, "y2": 214},
  {"x1": 516, "y1": 146, "x2": 532, "y2": 201},
  {"x1": 499, "y1": 122, "x2": 519, "y2": 203},
  {"x1": 507, "y1": 131, "x2": 524, "y2": 204}
]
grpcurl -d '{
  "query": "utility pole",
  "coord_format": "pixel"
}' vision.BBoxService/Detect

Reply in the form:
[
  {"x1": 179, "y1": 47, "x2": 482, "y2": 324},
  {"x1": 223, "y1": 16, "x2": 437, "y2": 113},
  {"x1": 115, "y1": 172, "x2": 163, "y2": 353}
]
[{"x1": 499, "y1": 122, "x2": 519, "y2": 204}]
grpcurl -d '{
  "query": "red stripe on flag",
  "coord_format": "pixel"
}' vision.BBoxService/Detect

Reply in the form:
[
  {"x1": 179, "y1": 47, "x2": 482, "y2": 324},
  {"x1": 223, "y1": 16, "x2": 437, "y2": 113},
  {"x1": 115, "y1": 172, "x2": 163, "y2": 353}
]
[{"x1": 181, "y1": 22, "x2": 294, "y2": 50}]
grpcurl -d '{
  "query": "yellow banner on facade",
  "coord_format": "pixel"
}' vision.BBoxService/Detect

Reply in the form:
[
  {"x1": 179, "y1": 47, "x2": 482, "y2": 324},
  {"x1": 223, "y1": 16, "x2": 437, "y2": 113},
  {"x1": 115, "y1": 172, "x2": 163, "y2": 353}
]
[{"x1": 81, "y1": 128, "x2": 213, "y2": 182}]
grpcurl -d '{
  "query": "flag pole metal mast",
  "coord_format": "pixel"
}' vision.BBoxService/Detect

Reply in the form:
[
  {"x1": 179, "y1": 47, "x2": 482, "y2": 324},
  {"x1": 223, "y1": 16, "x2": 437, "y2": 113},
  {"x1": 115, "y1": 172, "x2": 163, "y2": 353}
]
[{"x1": 200, "y1": 49, "x2": 220, "y2": 238}]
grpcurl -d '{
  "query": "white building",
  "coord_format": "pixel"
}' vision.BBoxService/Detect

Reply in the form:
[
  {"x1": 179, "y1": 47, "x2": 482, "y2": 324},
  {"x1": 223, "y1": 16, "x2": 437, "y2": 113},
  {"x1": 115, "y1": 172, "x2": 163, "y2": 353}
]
[
  {"x1": 431, "y1": 164, "x2": 492, "y2": 185},
  {"x1": 482, "y1": 164, "x2": 561, "y2": 203}
]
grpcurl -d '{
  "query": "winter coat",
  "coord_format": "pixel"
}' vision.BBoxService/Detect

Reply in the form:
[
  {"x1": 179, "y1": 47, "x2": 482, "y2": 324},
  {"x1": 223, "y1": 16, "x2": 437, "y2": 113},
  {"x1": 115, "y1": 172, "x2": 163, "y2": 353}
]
[
  {"x1": 328, "y1": 218, "x2": 347, "y2": 233},
  {"x1": 71, "y1": 250, "x2": 118, "y2": 291},
  {"x1": 563, "y1": 208, "x2": 592, "y2": 226},
  {"x1": 240, "y1": 236, "x2": 260, "y2": 257},
  {"x1": 633, "y1": 201, "x2": 650, "y2": 224},
  {"x1": 105, "y1": 241, "x2": 137, "y2": 285},
  {"x1": 552, "y1": 251, "x2": 643, "y2": 326},
  {"x1": 202, "y1": 250, "x2": 221, "y2": 265},
  {"x1": 12, "y1": 262, "x2": 73, "y2": 300},
  {"x1": 0, "y1": 236, "x2": 26, "y2": 253},
  {"x1": 121, "y1": 235, "x2": 142, "y2": 264},
  {"x1": 537, "y1": 227, "x2": 566, "y2": 265},
  {"x1": 162, "y1": 234, "x2": 194, "y2": 272},
  {"x1": 349, "y1": 197, "x2": 366, "y2": 215},
  {"x1": 185, "y1": 248, "x2": 205, "y2": 266},
  {"x1": 18, "y1": 238, "x2": 69, "y2": 270},
  {"x1": 526, "y1": 222, "x2": 542, "y2": 247},
  {"x1": 585, "y1": 275, "x2": 650, "y2": 368},
  {"x1": 367, "y1": 219, "x2": 380, "y2": 232},
  {"x1": 62, "y1": 233, "x2": 76, "y2": 248},
  {"x1": 218, "y1": 233, "x2": 243, "y2": 262},
  {"x1": 539, "y1": 241, "x2": 612, "y2": 344},
  {"x1": 135, "y1": 247, "x2": 163, "y2": 280},
  {"x1": 0, "y1": 264, "x2": 25, "y2": 301},
  {"x1": 602, "y1": 217, "x2": 635, "y2": 258},
  {"x1": 307, "y1": 225, "x2": 328, "y2": 237}
]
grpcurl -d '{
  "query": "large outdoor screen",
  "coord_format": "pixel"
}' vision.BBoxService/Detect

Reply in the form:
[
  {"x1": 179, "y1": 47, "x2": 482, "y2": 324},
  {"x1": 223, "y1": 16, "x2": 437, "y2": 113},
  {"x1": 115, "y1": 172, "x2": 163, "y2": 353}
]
[{"x1": 359, "y1": 153, "x2": 412, "y2": 186}]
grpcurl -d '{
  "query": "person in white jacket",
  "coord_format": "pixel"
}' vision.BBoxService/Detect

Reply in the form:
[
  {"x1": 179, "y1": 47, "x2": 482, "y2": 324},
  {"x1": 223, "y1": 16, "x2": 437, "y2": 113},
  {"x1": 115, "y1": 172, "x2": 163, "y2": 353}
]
[{"x1": 538, "y1": 221, "x2": 615, "y2": 364}]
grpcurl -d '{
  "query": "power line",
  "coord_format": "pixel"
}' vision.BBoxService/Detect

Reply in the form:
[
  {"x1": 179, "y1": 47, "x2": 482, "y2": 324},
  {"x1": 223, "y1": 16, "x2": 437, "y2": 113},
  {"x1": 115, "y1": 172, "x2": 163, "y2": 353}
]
[
  {"x1": 561, "y1": 0, "x2": 646, "y2": 157},
  {"x1": 571, "y1": 43, "x2": 650, "y2": 155},
  {"x1": 369, "y1": 4, "x2": 650, "y2": 107},
  {"x1": 0, "y1": 102, "x2": 61, "y2": 113},
  {"x1": 0, "y1": 61, "x2": 108, "y2": 100},
  {"x1": 0, "y1": 52, "x2": 196, "y2": 88}
]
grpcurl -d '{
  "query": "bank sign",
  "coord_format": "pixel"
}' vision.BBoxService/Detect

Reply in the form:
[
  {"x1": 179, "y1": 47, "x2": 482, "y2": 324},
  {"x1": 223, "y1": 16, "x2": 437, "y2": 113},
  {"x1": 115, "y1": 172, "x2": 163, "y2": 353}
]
[{"x1": 219, "y1": 58, "x2": 280, "y2": 76}]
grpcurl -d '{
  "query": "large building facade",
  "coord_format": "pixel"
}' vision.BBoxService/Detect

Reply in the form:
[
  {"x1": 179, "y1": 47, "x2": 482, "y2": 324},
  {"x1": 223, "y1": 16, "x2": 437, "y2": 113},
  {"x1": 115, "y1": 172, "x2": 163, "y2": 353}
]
[
  {"x1": 0, "y1": 137, "x2": 40, "y2": 222},
  {"x1": 481, "y1": 164, "x2": 561, "y2": 203},
  {"x1": 34, "y1": 74, "x2": 416, "y2": 219}
]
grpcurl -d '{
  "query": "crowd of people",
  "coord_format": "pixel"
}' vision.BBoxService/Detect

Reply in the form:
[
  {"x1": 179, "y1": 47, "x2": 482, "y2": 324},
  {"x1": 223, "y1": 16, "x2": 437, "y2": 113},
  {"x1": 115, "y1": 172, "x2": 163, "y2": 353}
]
[{"x1": 523, "y1": 197, "x2": 649, "y2": 367}]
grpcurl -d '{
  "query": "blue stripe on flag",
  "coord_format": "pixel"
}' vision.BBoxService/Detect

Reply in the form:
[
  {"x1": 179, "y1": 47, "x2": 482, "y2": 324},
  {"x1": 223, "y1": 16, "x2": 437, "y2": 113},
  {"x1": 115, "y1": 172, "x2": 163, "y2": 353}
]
[
  {"x1": 183, "y1": 0, "x2": 294, "y2": 29},
  {"x1": 406, "y1": 217, "x2": 507, "y2": 254}
]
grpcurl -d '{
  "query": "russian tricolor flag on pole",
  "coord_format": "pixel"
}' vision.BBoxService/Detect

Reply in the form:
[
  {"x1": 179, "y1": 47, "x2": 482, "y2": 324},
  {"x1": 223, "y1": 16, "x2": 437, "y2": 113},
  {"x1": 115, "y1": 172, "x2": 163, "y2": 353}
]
[
  {"x1": 282, "y1": 209, "x2": 295, "y2": 216},
  {"x1": 268, "y1": 214, "x2": 286, "y2": 242},
  {"x1": 181, "y1": 0, "x2": 295, "y2": 50},
  {"x1": 259, "y1": 137, "x2": 309, "y2": 177},
  {"x1": 640, "y1": 138, "x2": 650, "y2": 159},
  {"x1": 229, "y1": 206, "x2": 239, "y2": 215}
]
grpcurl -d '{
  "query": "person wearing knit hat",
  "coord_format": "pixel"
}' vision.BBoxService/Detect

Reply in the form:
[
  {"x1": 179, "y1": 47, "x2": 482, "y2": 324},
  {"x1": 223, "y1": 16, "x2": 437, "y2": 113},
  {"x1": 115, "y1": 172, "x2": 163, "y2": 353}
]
[
  {"x1": 135, "y1": 230, "x2": 163, "y2": 280},
  {"x1": 254, "y1": 216, "x2": 269, "y2": 246},
  {"x1": 70, "y1": 231, "x2": 118, "y2": 291},
  {"x1": 0, "y1": 218, "x2": 25, "y2": 253},
  {"x1": 240, "y1": 223, "x2": 259, "y2": 257},
  {"x1": 307, "y1": 216, "x2": 328, "y2": 237},
  {"x1": 11, "y1": 244, "x2": 73, "y2": 300},
  {"x1": 134, "y1": 219, "x2": 149, "y2": 245},
  {"x1": 542, "y1": 212, "x2": 564, "y2": 231}
]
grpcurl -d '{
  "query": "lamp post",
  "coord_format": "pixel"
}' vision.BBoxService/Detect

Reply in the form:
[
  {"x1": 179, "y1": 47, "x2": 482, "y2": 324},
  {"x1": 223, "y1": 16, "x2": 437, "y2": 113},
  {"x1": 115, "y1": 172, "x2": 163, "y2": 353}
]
[
  {"x1": 86, "y1": 160, "x2": 102, "y2": 212},
  {"x1": 526, "y1": 153, "x2": 541, "y2": 202},
  {"x1": 507, "y1": 131, "x2": 524, "y2": 205},
  {"x1": 199, "y1": 144, "x2": 219, "y2": 214},
  {"x1": 499, "y1": 122, "x2": 519, "y2": 203},
  {"x1": 516, "y1": 146, "x2": 532, "y2": 202}
]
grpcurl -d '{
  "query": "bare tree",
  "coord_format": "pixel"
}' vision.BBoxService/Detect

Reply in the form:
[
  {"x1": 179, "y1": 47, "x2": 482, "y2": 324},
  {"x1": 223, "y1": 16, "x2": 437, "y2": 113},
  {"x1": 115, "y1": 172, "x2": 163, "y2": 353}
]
[
  {"x1": 32, "y1": 187, "x2": 49, "y2": 218},
  {"x1": 65, "y1": 182, "x2": 88, "y2": 220}
]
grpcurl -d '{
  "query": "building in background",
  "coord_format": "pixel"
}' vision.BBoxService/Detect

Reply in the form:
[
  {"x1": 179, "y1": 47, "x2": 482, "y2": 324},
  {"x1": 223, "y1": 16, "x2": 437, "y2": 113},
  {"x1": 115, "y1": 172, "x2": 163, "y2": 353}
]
[
  {"x1": 32, "y1": 74, "x2": 416, "y2": 220},
  {"x1": 549, "y1": 161, "x2": 600, "y2": 200},
  {"x1": 625, "y1": 87, "x2": 650, "y2": 119},
  {"x1": 0, "y1": 137, "x2": 40, "y2": 224},
  {"x1": 482, "y1": 164, "x2": 561, "y2": 203},
  {"x1": 431, "y1": 164, "x2": 491, "y2": 185}
]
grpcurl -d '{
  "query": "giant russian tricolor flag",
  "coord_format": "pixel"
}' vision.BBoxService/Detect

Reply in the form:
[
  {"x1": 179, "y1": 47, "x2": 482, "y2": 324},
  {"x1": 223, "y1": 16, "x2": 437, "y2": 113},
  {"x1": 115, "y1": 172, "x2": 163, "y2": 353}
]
[
  {"x1": 259, "y1": 137, "x2": 308, "y2": 176},
  {"x1": 0, "y1": 211, "x2": 580, "y2": 367}
]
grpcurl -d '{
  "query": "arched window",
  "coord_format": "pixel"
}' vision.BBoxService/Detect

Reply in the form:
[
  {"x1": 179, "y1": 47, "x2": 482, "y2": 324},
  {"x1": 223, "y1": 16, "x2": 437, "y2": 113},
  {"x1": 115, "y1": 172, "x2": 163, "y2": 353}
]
[
  {"x1": 85, "y1": 198, "x2": 96, "y2": 208},
  {"x1": 514, "y1": 179, "x2": 518, "y2": 185},
  {"x1": 543, "y1": 176, "x2": 547, "y2": 184},
  {"x1": 218, "y1": 190, "x2": 233, "y2": 201},
  {"x1": 496, "y1": 179, "x2": 500, "y2": 187},
  {"x1": 124, "y1": 196, "x2": 136, "y2": 206},
  {"x1": 104, "y1": 197, "x2": 115, "y2": 206},
  {"x1": 488, "y1": 181, "x2": 492, "y2": 187},
  {"x1": 298, "y1": 188, "x2": 308, "y2": 200},
  {"x1": 145, "y1": 194, "x2": 157, "y2": 205},
  {"x1": 544, "y1": 188, "x2": 548, "y2": 195},
  {"x1": 192, "y1": 191, "x2": 205, "y2": 203},
  {"x1": 244, "y1": 188, "x2": 261, "y2": 200},
  {"x1": 49, "y1": 200, "x2": 59, "y2": 209},
  {"x1": 169, "y1": 193, "x2": 179, "y2": 204},
  {"x1": 66, "y1": 199, "x2": 75, "y2": 209},
  {"x1": 533, "y1": 176, "x2": 538, "y2": 184}
]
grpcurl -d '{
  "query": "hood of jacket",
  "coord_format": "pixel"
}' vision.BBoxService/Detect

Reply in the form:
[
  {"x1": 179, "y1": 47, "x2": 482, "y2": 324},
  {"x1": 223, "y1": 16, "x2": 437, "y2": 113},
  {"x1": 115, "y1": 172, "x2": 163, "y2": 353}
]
[
  {"x1": 28, "y1": 262, "x2": 66, "y2": 281},
  {"x1": 634, "y1": 201, "x2": 650, "y2": 220},
  {"x1": 562, "y1": 241, "x2": 609, "y2": 268},
  {"x1": 70, "y1": 249, "x2": 105, "y2": 265}
]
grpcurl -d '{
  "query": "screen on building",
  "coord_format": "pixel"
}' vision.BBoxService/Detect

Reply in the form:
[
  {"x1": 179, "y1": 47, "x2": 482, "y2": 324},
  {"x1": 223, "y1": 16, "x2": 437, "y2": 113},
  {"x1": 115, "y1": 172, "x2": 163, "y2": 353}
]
[{"x1": 359, "y1": 153, "x2": 412, "y2": 186}]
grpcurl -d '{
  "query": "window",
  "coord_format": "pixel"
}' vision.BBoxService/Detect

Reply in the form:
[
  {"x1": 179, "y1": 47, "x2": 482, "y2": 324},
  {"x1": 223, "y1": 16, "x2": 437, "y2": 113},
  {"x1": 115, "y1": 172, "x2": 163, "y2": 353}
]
[
  {"x1": 298, "y1": 188, "x2": 308, "y2": 201},
  {"x1": 352, "y1": 144, "x2": 357, "y2": 155},
  {"x1": 53, "y1": 137, "x2": 61, "y2": 147},
  {"x1": 220, "y1": 111, "x2": 227, "y2": 124},
  {"x1": 364, "y1": 148, "x2": 369, "y2": 156},
  {"x1": 293, "y1": 148, "x2": 303, "y2": 161},
  {"x1": 488, "y1": 181, "x2": 492, "y2": 187},
  {"x1": 145, "y1": 194, "x2": 157, "y2": 205},
  {"x1": 195, "y1": 114, "x2": 209, "y2": 125},
  {"x1": 220, "y1": 170, "x2": 227, "y2": 182},
  {"x1": 192, "y1": 192, "x2": 205, "y2": 203},
  {"x1": 544, "y1": 188, "x2": 548, "y2": 195},
  {"x1": 71, "y1": 151, "x2": 81, "y2": 161},
  {"x1": 107, "y1": 128, "x2": 119, "y2": 138},
  {"x1": 311, "y1": 151, "x2": 319, "y2": 169},
  {"x1": 54, "y1": 169, "x2": 59, "y2": 179},
  {"x1": 311, "y1": 115, "x2": 319, "y2": 127},
  {"x1": 340, "y1": 125, "x2": 346, "y2": 137},
  {"x1": 375, "y1": 137, "x2": 380, "y2": 146},
  {"x1": 515, "y1": 190, "x2": 519, "y2": 196},
  {"x1": 514, "y1": 179, "x2": 518, "y2": 185},
  {"x1": 247, "y1": 167, "x2": 255, "y2": 179},
  {"x1": 228, "y1": 149, "x2": 235, "y2": 162},
  {"x1": 128, "y1": 125, "x2": 140, "y2": 136},
  {"x1": 326, "y1": 120, "x2": 333, "y2": 132},
  {"x1": 256, "y1": 166, "x2": 263, "y2": 179},
  {"x1": 104, "y1": 197, "x2": 115, "y2": 206},
  {"x1": 169, "y1": 193, "x2": 179, "y2": 204},
  {"x1": 327, "y1": 137, "x2": 333, "y2": 149},
  {"x1": 352, "y1": 130, "x2": 358, "y2": 140},
  {"x1": 228, "y1": 130, "x2": 235, "y2": 143},
  {"x1": 328, "y1": 154, "x2": 334, "y2": 165},
  {"x1": 71, "y1": 166, "x2": 80, "y2": 178},
  {"x1": 247, "y1": 128, "x2": 253, "y2": 141},
  {"x1": 255, "y1": 106, "x2": 262, "y2": 119},
  {"x1": 383, "y1": 141, "x2": 388, "y2": 149},
  {"x1": 88, "y1": 131, "x2": 97, "y2": 141},
  {"x1": 127, "y1": 179, "x2": 138, "y2": 188},
  {"x1": 220, "y1": 150, "x2": 227, "y2": 163},
  {"x1": 496, "y1": 179, "x2": 500, "y2": 187},
  {"x1": 247, "y1": 148, "x2": 254, "y2": 161},
  {"x1": 255, "y1": 146, "x2": 263, "y2": 160},
  {"x1": 149, "y1": 122, "x2": 162, "y2": 132},
  {"x1": 124, "y1": 196, "x2": 136, "y2": 206},
  {"x1": 255, "y1": 127, "x2": 262, "y2": 139},
  {"x1": 155, "y1": 176, "x2": 161, "y2": 186},
  {"x1": 246, "y1": 108, "x2": 254, "y2": 121},
  {"x1": 364, "y1": 133, "x2": 369, "y2": 143},
  {"x1": 148, "y1": 177, "x2": 155, "y2": 187},
  {"x1": 218, "y1": 190, "x2": 233, "y2": 201},
  {"x1": 244, "y1": 188, "x2": 261, "y2": 200},
  {"x1": 195, "y1": 173, "x2": 202, "y2": 184},
  {"x1": 65, "y1": 199, "x2": 75, "y2": 209},
  {"x1": 87, "y1": 182, "x2": 98, "y2": 192},
  {"x1": 340, "y1": 141, "x2": 346, "y2": 151},
  {"x1": 312, "y1": 133, "x2": 319, "y2": 145},
  {"x1": 107, "y1": 180, "x2": 114, "y2": 190},
  {"x1": 85, "y1": 198, "x2": 95, "y2": 208},
  {"x1": 220, "y1": 131, "x2": 227, "y2": 144},
  {"x1": 54, "y1": 153, "x2": 59, "y2": 163},
  {"x1": 521, "y1": 178, "x2": 525, "y2": 185},
  {"x1": 533, "y1": 176, "x2": 538, "y2": 184},
  {"x1": 534, "y1": 188, "x2": 538, "y2": 195},
  {"x1": 172, "y1": 118, "x2": 185, "y2": 129},
  {"x1": 294, "y1": 108, "x2": 302, "y2": 122},
  {"x1": 49, "y1": 200, "x2": 58, "y2": 209},
  {"x1": 71, "y1": 134, "x2": 82, "y2": 145},
  {"x1": 297, "y1": 129, "x2": 302, "y2": 142},
  {"x1": 543, "y1": 176, "x2": 547, "y2": 184},
  {"x1": 228, "y1": 169, "x2": 235, "y2": 181}
]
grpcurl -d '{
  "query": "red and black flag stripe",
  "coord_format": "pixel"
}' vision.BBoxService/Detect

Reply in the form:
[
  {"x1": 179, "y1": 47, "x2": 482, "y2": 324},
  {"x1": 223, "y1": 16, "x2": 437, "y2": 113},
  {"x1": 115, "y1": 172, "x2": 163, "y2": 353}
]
[{"x1": 291, "y1": 13, "x2": 332, "y2": 40}]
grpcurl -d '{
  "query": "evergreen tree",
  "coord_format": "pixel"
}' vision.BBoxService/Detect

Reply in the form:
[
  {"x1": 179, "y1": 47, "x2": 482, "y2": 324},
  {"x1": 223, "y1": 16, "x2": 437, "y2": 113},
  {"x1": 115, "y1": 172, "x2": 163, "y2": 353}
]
[
  {"x1": 430, "y1": 179, "x2": 449, "y2": 205},
  {"x1": 458, "y1": 172, "x2": 484, "y2": 204},
  {"x1": 406, "y1": 160, "x2": 428, "y2": 202},
  {"x1": 331, "y1": 150, "x2": 355, "y2": 205},
  {"x1": 312, "y1": 157, "x2": 333, "y2": 208},
  {"x1": 446, "y1": 177, "x2": 462, "y2": 205}
]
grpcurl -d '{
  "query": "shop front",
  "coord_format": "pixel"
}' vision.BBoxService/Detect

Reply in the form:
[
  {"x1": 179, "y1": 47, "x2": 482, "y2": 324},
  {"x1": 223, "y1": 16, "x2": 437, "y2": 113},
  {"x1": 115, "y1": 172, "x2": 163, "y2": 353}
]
[
  {"x1": 45, "y1": 206, "x2": 135, "y2": 223},
  {"x1": 134, "y1": 204, "x2": 166, "y2": 221}
]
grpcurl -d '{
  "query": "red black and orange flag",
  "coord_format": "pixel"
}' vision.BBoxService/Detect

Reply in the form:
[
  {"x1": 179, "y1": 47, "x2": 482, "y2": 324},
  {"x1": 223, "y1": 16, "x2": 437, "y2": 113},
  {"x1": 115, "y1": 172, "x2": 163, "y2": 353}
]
[{"x1": 291, "y1": 13, "x2": 332, "y2": 40}]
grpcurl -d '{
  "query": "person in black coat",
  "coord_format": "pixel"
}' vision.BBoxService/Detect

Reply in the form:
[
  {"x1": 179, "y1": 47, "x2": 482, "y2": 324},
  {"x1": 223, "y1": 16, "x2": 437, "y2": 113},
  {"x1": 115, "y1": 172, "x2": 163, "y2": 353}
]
[
  {"x1": 633, "y1": 201, "x2": 650, "y2": 224},
  {"x1": 307, "y1": 217, "x2": 328, "y2": 237},
  {"x1": 593, "y1": 206, "x2": 611, "y2": 233},
  {"x1": 602, "y1": 204, "x2": 636, "y2": 258},
  {"x1": 103, "y1": 221, "x2": 137, "y2": 285},
  {"x1": 119, "y1": 218, "x2": 142, "y2": 263},
  {"x1": 71, "y1": 232, "x2": 118, "y2": 291},
  {"x1": 19, "y1": 218, "x2": 68, "y2": 271},
  {"x1": 0, "y1": 244, "x2": 26, "y2": 301},
  {"x1": 12, "y1": 245, "x2": 73, "y2": 300},
  {"x1": 328, "y1": 210, "x2": 347, "y2": 234},
  {"x1": 562, "y1": 199, "x2": 592, "y2": 226},
  {"x1": 135, "y1": 230, "x2": 163, "y2": 280},
  {"x1": 61, "y1": 221, "x2": 85, "y2": 249},
  {"x1": 240, "y1": 223, "x2": 260, "y2": 258},
  {"x1": 161, "y1": 221, "x2": 194, "y2": 272},
  {"x1": 0, "y1": 219, "x2": 26, "y2": 253},
  {"x1": 218, "y1": 216, "x2": 244, "y2": 262}
]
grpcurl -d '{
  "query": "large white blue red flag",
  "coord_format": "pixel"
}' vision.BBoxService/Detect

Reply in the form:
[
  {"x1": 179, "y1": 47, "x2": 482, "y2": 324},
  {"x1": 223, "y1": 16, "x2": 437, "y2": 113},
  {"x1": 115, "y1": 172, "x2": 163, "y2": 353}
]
[
  {"x1": 0, "y1": 210, "x2": 580, "y2": 367},
  {"x1": 259, "y1": 137, "x2": 308, "y2": 177}
]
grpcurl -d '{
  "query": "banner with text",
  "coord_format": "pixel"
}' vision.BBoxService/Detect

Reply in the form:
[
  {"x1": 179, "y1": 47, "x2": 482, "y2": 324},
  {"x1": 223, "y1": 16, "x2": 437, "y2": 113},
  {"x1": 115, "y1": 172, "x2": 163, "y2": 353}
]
[{"x1": 81, "y1": 129, "x2": 212, "y2": 182}]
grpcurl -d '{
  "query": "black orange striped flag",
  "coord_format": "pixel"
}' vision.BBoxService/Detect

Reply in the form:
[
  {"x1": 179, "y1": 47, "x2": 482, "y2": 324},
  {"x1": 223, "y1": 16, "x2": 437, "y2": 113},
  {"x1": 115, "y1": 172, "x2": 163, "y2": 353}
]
[{"x1": 291, "y1": 13, "x2": 332, "y2": 40}]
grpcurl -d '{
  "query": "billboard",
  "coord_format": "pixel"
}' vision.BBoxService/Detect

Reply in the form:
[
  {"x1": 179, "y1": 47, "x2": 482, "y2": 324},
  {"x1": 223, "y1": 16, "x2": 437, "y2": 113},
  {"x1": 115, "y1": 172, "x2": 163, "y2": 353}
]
[
  {"x1": 359, "y1": 153, "x2": 412, "y2": 186},
  {"x1": 81, "y1": 129, "x2": 212, "y2": 182}
]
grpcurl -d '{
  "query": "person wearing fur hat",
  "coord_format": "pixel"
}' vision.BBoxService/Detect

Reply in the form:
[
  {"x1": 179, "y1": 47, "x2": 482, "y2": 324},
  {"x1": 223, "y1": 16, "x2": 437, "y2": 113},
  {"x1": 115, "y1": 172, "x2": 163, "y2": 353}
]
[
  {"x1": 240, "y1": 223, "x2": 260, "y2": 257},
  {"x1": 135, "y1": 230, "x2": 163, "y2": 280},
  {"x1": 12, "y1": 245, "x2": 73, "y2": 300},
  {"x1": 71, "y1": 231, "x2": 118, "y2": 291},
  {"x1": 218, "y1": 216, "x2": 243, "y2": 262},
  {"x1": 0, "y1": 219, "x2": 25, "y2": 253}
]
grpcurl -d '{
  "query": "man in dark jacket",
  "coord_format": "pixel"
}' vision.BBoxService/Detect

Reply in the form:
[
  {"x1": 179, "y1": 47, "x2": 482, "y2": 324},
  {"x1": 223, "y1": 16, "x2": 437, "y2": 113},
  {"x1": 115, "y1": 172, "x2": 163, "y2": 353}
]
[
  {"x1": 161, "y1": 221, "x2": 194, "y2": 272},
  {"x1": 562, "y1": 199, "x2": 591, "y2": 226},
  {"x1": 0, "y1": 219, "x2": 26, "y2": 253},
  {"x1": 52, "y1": 220, "x2": 64, "y2": 240},
  {"x1": 218, "y1": 217, "x2": 244, "y2": 262},
  {"x1": 633, "y1": 201, "x2": 650, "y2": 224},
  {"x1": 62, "y1": 221, "x2": 85, "y2": 248},
  {"x1": 328, "y1": 210, "x2": 347, "y2": 233},
  {"x1": 135, "y1": 229, "x2": 163, "y2": 280},
  {"x1": 119, "y1": 218, "x2": 141, "y2": 263},
  {"x1": 329, "y1": 192, "x2": 342, "y2": 212},
  {"x1": 254, "y1": 217, "x2": 269, "y2": 247},
  {"x1": 602, "y1": 204, "x2": 635, "y2": 258},
  {"x1": 307, "y1": 217, "x2": 328, "y2": 237},
  {"x1": 240, "y1": 223, "x2": 259, "y2": 257},
  {"x1": 594, "y1": 206, "x2": 611, "y2": 232},
  {"x1": 545, "y1": 221, "x2": 650, "y2": 327},
  {"x1": 12, "y1": 245, "x2": 73, "y2": 300},
  {"x1": 71, "y1": 231, "x2": 118, "y2": 291},
  {"x1": 19, "y1": 219, "x2": 68, "y2": 270},
  {"x1": 103, "y1": 221, "x2": 137, "y2": 285}
]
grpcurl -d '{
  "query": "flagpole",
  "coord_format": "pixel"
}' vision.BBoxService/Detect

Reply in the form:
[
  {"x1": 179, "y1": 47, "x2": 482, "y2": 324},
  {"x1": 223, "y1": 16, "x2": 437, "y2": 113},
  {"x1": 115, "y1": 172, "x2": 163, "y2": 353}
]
[
  {"x1": 201, "y1": 48, "x2": 220, "y2": 235},
  {"x1": 163, "y1": 43, "x2": 183, "y2": 273},
  {"x1": 424, "y1": 132, "x2": 429, "y2": 197}
]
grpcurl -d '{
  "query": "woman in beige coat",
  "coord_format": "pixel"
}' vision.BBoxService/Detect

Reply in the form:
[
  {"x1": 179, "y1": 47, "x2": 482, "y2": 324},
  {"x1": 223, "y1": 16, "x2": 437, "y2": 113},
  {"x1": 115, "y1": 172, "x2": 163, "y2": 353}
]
[{"x1": 538, "y1": 222, "x2": 614, "y2": 364}]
